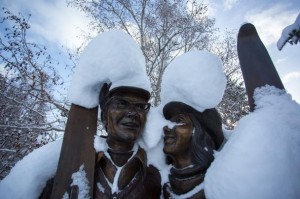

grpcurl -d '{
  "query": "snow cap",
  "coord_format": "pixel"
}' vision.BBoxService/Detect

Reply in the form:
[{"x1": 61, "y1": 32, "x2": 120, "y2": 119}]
[
  {"x1": 161, "y1": 50, "x2": 227, "y2": 113},
  {"x1": 68, "y1": 30, "x2": 151, "y2": 108}
]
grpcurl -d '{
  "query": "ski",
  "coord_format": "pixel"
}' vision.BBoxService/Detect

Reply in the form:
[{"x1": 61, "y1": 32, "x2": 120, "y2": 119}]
[
  {"x1": 50, "y1": 104, "x2": 98, "y2": 199},
  {"x1": 237, "y1": 23, "x2": 285, "y2": 111}
]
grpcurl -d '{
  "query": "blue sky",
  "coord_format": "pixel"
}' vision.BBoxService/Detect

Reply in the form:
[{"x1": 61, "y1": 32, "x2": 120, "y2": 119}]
[
  {"x1": 209, "y1": 0, "x2": 300, "y2": 102},
  {"x1": 1, "y1": 0, "x2": 299, "y2": 103}
]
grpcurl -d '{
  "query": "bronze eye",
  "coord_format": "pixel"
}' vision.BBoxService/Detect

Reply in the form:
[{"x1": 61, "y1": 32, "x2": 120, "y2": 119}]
[
  {"x1": 135, "y1": 103, "x2": 151, "y2": 111},
  {"x1": 113, "y1": 99, "x2": 129, "y2": 109},
  {"x1": 175, "y1": 116, "x2": 183, "y2": 123}
]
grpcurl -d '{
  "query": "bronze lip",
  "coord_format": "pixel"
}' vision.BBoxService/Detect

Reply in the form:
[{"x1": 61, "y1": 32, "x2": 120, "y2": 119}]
[
  {"x1": 121, "y1": 117, "x2": 140, "y2": 128},
  {"x1": 121, "y1": 121, "x2": 139, "y2": 128},
  {"x1": 164, "y1": 136, "x2": 176, "y2": 141},
  {"x1": 163, "y1": 127, "x2": 176, "y2": 142},
  {"x1": 163, "y1": 136, "x2": 176, "y2": 146}
]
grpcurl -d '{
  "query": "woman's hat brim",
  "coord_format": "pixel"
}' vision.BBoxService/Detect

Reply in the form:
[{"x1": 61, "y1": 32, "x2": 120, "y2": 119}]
[
  {"x1": 163, "y1": 101, "x2": 224, "y2": 149},
  {"x1": 163, "y1": 101, "x2": 198, "y2": 120}
]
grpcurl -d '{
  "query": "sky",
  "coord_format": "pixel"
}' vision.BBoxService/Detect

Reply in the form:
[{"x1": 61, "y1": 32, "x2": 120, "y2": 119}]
[
  {"x1": 207, "y1": 0, "x2": 300, "y2": 103},
  {"x1": 1, "y1": 0, "x2": 299, "y2": 103}
]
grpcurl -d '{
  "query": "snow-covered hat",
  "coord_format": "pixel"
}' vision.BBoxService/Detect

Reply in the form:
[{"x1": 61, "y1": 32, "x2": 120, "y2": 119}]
[
  {"x1": 69, "y1": 30, "x2": 151, "y2": 108},
  {"x1": 161, "y1": 51, "x2": 227, "y2": 113},
  {"x1": 161, "y1": 51, "x2": 227, "y2": 149}
]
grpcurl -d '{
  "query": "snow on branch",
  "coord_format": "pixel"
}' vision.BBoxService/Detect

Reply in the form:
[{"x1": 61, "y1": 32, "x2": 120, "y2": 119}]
[{"x1": 277, "y1": 13, "x2": 300, "y2": 50}]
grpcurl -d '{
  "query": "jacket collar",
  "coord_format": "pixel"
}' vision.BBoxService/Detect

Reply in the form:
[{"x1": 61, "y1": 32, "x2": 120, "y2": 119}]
[{"x1": 96, "y1": 141, "x2": 147, "y2": 191}]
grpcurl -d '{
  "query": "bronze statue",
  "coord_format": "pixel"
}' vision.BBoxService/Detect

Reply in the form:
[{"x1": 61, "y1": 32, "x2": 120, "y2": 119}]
[
  {"x1": 94, "y1": 84, "x2": 161, "y2": 198},
  {"x1": 39, "y1": 30, "x2": 161, "y2": 198},
  {"x1": 162, "y1": 102, "x2": 224, "y2": 199},
  {"x1": 39, "y1": 85, "x2": 161, "y2": 199},
  {"x1": 158, "y1": 50, "x2": 227, "y2": 198}
]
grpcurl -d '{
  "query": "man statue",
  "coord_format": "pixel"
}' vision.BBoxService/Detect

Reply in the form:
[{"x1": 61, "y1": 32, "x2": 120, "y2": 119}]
[
  {"x1": 39, "y1": 30, "x2": 161, "y2": 198},
  {"x1": 40, "y1": 83, "x2": 161, "y2": 199},
  {"x1": 93, "y1": 83, "x2": 161, "y2": 198}
]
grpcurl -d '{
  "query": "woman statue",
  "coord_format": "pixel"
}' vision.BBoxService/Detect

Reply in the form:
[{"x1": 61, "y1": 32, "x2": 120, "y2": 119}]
[
  {"x1": 162, "y1": 103, "x2": 224, "y2": 198},
  {"x1": 160, "y1": 51, "x2": 227, "y2": 198}
]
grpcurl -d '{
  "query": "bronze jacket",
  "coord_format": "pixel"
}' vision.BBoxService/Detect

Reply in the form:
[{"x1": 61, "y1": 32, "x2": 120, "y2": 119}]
[
  {"x1": 40, "y1": 147, "x2": 161, "y2": 199},
  {"x1": 94, "y1": 147, "x2": 161, "y2": 199}
]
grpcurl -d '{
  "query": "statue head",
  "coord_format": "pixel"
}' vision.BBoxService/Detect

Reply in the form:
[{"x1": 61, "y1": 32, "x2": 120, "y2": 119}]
[
  {"x1": 163, "y1": 102, "x2": 224, "y2": 170},
  {"x1": 100, "y1": 84, "x2": 151, "y2": 146},
  {"x1": 159, "y1": 51, "x2": 226, "y2": 169}
]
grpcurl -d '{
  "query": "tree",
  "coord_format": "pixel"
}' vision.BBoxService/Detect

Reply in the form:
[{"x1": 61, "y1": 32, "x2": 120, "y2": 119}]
[
  {"x1": 69, "y1": 0, "x2": 216, "y2": 105},
  {"x1": 0, "y1": 8, "x2": 69, "y2": 179},
  {"x1": 210, "y1": 31, "x2": 249, "y2": 129},
  {"x1": 69, "y1": 0, "x2": 249, "y2": 128},
  {"x1": 0, "y1": 1, "x2": 250, "y2": 178}
]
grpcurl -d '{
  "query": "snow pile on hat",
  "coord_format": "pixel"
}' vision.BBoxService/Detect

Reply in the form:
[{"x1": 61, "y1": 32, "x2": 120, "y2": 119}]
[
  {"x1": 161, "y1": 51, "x2": 227, "y2": 112},
  {"x1": 69, "y1": 30, "x2": 151, "y2": 108}
]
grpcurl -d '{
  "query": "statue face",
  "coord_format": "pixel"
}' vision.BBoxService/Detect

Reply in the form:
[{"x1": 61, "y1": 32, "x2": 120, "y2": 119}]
[
  {"x1": 163, "y1": 113, "x2": 194, "y2": 156},
  {"x1": 104, "y1": 95, "x2": 150, "y2": 144}
]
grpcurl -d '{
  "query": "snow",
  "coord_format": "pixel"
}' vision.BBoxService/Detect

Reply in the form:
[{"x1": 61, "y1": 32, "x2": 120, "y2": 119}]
[
  {"x1": 111, "y1": 167, "x2": 122, "y2": 194},
  {"x1": 160, "y1": 50, "x2": 227, "y2": 113},
  {"x1": 277, "y1": 13, "x2": 300, "y2": 50},
  {"x1": 141, "y1": 106, "x2": 177, "y2": 149},
  {"x1": 68, "y1": 165, "x2": 90, "y2": 199},
  {"x1": 138, "y1": 107, "x2": 175, "y2": 185},
  {"x1": 97, "y1": 182, "x2": 105, "y2": 192},
  {"x1": 0, "y1": 139, "x2": 62, "y2": 199},
  {"x1": 94, "y1": 135, "x2": 107, "y2": 152},
  {"x1": 205, "y1": 85, "x2": 300, "y2": 199},
  {"x1": 141, "y1": 107, "x2": 164, "y2": 149},
  {"x1": 68, "y1": 30, "x2": 151, "y2": 108},
  {"x1": 141, "y1": 139, "x2": 171, "y2": 185},
  {"x1": 62, "y1": 192, "x2": 69, "y2": 199},
  {"x1": 2, "y1": 39, "x2": 299, "y2": 199},
  {"x1": 222, "y1": 126, "x2": 233, "y2": 140}
]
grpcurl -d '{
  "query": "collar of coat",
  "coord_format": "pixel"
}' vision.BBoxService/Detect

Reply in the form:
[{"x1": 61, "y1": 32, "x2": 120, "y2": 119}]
[
  {"x1": 168, "y1": 164, "x2": 205, "y2": 196},
  {"x1": 95, "y1": 136, "x2": 148, "y2": 185}
]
